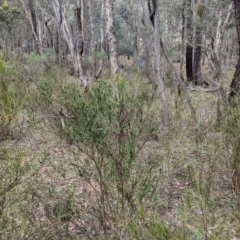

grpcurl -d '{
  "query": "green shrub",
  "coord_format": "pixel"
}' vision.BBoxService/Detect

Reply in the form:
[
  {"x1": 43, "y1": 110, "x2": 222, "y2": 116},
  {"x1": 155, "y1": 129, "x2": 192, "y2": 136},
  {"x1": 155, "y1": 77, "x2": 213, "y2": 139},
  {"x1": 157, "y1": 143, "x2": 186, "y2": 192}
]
[
  {"x1": 0, "y1": 51, "x2": 24, "y2": 139},
  {"x1": 44, "y1": 76, "x2": 162, "y2": 236},
  {"x1": 0, "y1": 50, "x2": 32, "y2": 238},
  {"x1": 222, "y1": 100, "x2": 240, "y2": 195}
]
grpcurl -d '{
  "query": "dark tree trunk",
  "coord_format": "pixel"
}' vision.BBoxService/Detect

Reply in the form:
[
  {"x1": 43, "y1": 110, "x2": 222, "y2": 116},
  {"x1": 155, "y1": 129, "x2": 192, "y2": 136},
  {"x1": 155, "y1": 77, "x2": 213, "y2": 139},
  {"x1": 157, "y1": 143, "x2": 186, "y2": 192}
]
[
  {"x1": 55, "y1": 30, "x2": 59, "y2": 55},
  {"x1": 76, "y1": 11, "x2": 85, "y2": 73},
  {"x1": 229, "y1": 0, "x2": 240, "y2": 100},
  {"x1": 229, "y1": 60, "x2": 240, "y2": 99},
  {"x1": 180, "y1": 0, "x2": 187, "y2": 81},
  {"x1": 193, "y1": 27, "x2": 202, "y2": 85},
  {"x1": 133, "y1": 25, "x2": 138, "y2": 56},
  {"x1": 186, "y1": 45, "x2": 193, "y2": 81},
  {"x1": 28, "y1": 0, "x2": 37, "y2": 35},
  {"x1": 186, "y1": 0, "x2": 193, "y2": 81},
  {"x1": 76, "y1": 7, "x2": 84, "y2": 57}
]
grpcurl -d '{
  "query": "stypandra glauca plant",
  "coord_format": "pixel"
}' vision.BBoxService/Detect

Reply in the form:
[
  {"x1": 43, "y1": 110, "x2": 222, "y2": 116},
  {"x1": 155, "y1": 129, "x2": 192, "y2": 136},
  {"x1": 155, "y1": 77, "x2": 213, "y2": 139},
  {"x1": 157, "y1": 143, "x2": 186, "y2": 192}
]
[{"x1": 52, "y1": 76, "x2": 159, "y2": 236}]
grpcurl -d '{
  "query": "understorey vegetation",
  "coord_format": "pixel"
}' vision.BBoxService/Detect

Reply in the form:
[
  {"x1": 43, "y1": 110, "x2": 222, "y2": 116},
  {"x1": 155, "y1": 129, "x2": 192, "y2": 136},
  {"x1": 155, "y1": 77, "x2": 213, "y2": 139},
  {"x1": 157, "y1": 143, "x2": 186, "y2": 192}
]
[
  {"x1": 0, "y1": 0, "x2": 240, "y2": 239},
  {"x1": 0, "y1": 50, "x2": 237, "y2": 239}
]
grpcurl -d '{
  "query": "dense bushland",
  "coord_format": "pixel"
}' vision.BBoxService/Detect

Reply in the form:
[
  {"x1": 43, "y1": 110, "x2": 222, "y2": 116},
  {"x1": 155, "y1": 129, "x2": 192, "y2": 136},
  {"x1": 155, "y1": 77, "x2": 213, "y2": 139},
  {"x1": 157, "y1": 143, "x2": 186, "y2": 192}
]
[{"x1": 0, "y1": 52, "x2": 239, "y2": 239}]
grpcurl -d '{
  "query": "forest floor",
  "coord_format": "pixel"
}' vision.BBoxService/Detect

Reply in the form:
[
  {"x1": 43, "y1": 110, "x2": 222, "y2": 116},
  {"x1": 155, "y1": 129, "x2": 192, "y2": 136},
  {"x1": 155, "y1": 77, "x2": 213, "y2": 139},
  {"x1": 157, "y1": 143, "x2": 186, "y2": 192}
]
[{"x1": 2, "y1": 58, "x2": 239, "y2": 239}]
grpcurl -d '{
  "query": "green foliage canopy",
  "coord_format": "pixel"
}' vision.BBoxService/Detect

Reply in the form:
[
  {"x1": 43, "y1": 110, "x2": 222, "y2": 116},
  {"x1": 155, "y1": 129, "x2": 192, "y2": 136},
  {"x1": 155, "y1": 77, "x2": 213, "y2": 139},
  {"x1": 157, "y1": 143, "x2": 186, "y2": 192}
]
[{"x1": 0, "y1": 1, "x2": 22, "y2": 31}]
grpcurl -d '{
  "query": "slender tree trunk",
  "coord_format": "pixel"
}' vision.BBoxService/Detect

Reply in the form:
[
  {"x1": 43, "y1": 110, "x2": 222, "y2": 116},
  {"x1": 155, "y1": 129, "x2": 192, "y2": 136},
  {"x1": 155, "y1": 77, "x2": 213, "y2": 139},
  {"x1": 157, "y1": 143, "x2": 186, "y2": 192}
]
[
  {"x1": 186, "y1": 0, "x2": 193, "y2": 81},
  {"x1": 200, "y1": 4, "x2": 232, "y2": 124},
  {"x1": 133, "y1": 24, "x2": 138, "y2": 57},
  {"x1": 52, "y1": 1, "x2": 76, "y2": 73},
  {"x1": 28, "y1": 0, "x2": 37, "y2": 35},
  {"x1": 76, "y1": 5, "x2": 84, "y2": 71},
  {"x1": 229, "y1": 0, "x2": 240, "y2": 198},
  {"x1": 96, "y1": 0, "x2": 105, "y2": 80},
  {"x1": 208, "y1": 4, "x2": 233, "y2": 85},
  {"x1": 106, "y1": 0, "x2": 119, "y2": 79},
  {"x1": 192, "y1": 0, "x2": 203, "y2": 85},
  {"x1": 88, "y1": 0, "x2": 95, "y2": 52},
  {"x1": 202, "y1": 34, "x2": 206, "y2": 65},
  {"x1": 19, "y1": 0, "x2": 43, "y2": 55},
  {"x1": 154, "y1": 0, "x2": 169, "y2": 125},
  {"x1": 52, "y1": 0, "x2": 87, "y2": 88},
  {"x1": 230, "y1": 0, "x2": 240, "y2": 100},
  {"x1": 140, "y1": 0, "x2": 153, "y2": 79},
  {"x1": 76, "y1": 0, "x2": 87, "y2": 88},
  {"x1": 88, "y1": 0, "x2": 97, "y2": 79},
  {"x1": 81, "y1": 0, "x2": 87, "y2": 57},
  {"x1": 180, "y1": 0, "x2": 187, "y2": 81},
  {"x1": 229, "y1": 39, "x2": 234, "y2": 66},
  {"x1": 193, "y1": 27, "x2": 202, "y2": 85}
]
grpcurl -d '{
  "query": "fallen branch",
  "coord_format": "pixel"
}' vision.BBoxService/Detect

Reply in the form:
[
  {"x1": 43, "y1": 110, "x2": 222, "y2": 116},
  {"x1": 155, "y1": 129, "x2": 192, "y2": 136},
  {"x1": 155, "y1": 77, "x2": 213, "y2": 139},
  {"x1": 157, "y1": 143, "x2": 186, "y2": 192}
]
[{"x1": 187, "y1": 87, "x2": 220, "y2": 92}]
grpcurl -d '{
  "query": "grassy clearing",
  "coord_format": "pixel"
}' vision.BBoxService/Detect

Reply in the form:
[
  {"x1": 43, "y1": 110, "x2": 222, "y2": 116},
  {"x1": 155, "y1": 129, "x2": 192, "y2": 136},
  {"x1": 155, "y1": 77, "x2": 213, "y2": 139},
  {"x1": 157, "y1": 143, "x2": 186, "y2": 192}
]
[{"x1": 0, "y1": 52, "x2": 239, "y2": 239}]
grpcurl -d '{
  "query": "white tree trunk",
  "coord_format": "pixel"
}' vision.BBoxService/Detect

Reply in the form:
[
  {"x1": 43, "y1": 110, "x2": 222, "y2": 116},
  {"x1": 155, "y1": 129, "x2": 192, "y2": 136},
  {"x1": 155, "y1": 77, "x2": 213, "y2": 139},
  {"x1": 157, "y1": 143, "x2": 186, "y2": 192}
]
[
  {"x1": 52, "y1": 0, "x2": 87, "y2": 88},
  {"x1": 96, "y1": 0, "x2": 105, "y2": 80},
  {"x1": 88, "y1": 0, "x2": 95, "y2": 52},
  {"x1": 88, "y1": 0, "x2": 97, "y2": 79},
  {"x1": 106, "y1": 0, "x2": 119, "y2": 79},
  {"x1": 154, "y1": 0, "x2": 170, "y2": 125},
  {"x1": 140, "y1": 0, "x2": 153, "y2": 71},
  {"x1": 208, "y1": 3, "x2": 233, "y2": 84},
  {"x1": 214, "y1": 4, "x2": 233, "y2": 62},
  {"x1": 180, "y1": 0, "x2": 187, "y2": 80},
  {"x1": 207, "y1": 4, "x2": 233, "y2": 123}
]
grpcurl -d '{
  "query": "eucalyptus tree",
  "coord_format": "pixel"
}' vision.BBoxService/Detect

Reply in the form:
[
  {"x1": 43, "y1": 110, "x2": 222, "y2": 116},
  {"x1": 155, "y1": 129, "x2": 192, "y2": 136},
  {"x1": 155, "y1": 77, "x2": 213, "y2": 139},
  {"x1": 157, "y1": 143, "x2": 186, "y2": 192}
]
[
  {"x1": 207, "y1": 2, "x2": 233, "y2": 85},
  {"x1": 87, "y1": 0, "x2": 106, "y2": 80},
  {"x1": 87, "y1": 0, "x2": 96, "y2": 77},
  {"x1": 19, "y1": 0, "x2": 43, "y2": 55},
  {"x1": 51, "y1": 0, "x2": 87, "y2": 88},
  {"x1": 0, "y1": 1, "x2": 22, "y2": 51},
  {"x1": 186, "y1": 0, "x2": 193, "y2": 81},
  {"x1": 185, "y1": 0, "x2": 203, "y2": 85},
  {"x1": 115, "y1": 1, "x2": 135, "y2": 58},
  {"x1": 180, "y1": 0, "x2": 187, "y2": 81},
  {"x1": 229, "y1": 0, "x2": 240, "y2": 99},
  {"x1": 153, "y1": 0, "x2": 170, "y2": 125},
  {"x1": 95, "y1": 0, "x2": 106, "y2": 80},
  {"x1": 122, "y1": 0, "x2": 139, "y2": 57},
  {"x1": 106, "y1": 0, "x2": 119, "y2": 79},
  {"x1": 192, "y1": 0, "x2": 203, "y2": 85},
  {"x1": 140, "y1": 0, "x2": 153, "y2": 70}
]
